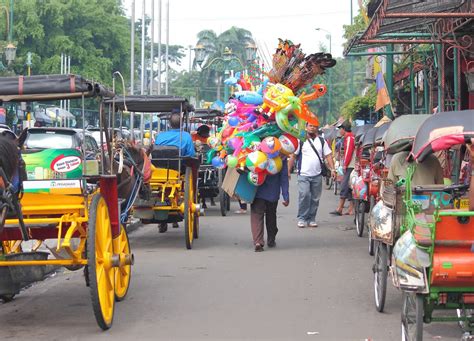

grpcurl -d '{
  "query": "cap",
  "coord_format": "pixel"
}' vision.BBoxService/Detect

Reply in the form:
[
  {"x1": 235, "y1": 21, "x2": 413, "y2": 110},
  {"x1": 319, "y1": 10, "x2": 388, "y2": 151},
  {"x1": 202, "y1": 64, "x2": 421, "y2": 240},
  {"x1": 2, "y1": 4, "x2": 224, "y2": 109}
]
[{"x1": 337, "y1": 120, "x2": 351, "y2": 131}]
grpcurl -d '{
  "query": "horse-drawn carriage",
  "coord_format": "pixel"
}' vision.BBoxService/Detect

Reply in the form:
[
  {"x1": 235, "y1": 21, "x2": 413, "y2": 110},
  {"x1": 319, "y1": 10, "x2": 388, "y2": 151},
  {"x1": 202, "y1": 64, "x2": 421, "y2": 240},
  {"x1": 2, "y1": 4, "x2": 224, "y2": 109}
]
[
  {"x1": 111, "y1": 95, "x2": 202, "y2": 249},
  {"x1": 0, "y1": 74, "x2": 138, "y2": 330},
  {"x1": 191, "y1": 108, "x2": 230, "y2": 216}
]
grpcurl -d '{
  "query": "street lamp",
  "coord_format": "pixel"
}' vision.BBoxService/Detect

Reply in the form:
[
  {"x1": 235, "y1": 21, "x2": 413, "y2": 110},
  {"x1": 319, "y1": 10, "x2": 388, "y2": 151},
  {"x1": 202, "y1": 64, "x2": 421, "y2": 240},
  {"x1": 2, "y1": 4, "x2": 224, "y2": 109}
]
[
  {"x1": 4, "y1": 43, "x2": 16, "y2": 65},
  {"x1": 0, "y1": 0, "x2": 16, "y2": 71},
  {"x1": 194, "y1": 44, "x2": 246, "y2": 101},
  {"x1": 315, "y1": 28, "x2": 332, "y2": 125},
  {"x1": 193, "y1": 44, "x2": 206, "y2": 67}
]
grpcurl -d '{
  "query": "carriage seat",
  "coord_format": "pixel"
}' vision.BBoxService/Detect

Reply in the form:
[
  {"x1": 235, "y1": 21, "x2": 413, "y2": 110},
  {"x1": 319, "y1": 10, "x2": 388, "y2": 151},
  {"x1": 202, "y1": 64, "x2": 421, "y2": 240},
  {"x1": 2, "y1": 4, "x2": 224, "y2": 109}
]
[
  {"x1": 151, "y1": 145, "x2": 180, "y2": 170},
  {"x1": 151, "y1": 145, "x2": 201, "y2": 172}
]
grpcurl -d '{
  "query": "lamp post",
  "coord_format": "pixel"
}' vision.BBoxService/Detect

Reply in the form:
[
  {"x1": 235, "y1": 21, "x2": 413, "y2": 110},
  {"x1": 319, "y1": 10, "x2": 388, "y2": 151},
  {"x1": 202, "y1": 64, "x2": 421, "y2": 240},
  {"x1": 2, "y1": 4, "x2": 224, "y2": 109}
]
[
  {"x1": 315, "y1": 28, "x2": 332, "y2": 125},
  {"x1": 195, "y1": 44, "x2": 255, "y2": 102},
  {"x1": 0, "y1": 0, "x2": 16, "y2": 72}
]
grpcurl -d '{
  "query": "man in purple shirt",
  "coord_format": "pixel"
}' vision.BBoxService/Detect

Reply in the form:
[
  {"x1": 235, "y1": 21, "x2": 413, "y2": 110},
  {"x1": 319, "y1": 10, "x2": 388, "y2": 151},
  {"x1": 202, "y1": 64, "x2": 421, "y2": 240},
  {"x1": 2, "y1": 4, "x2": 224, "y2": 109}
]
[{"x1": 250, "y1": 158, "x2": 290, "y2": 252}]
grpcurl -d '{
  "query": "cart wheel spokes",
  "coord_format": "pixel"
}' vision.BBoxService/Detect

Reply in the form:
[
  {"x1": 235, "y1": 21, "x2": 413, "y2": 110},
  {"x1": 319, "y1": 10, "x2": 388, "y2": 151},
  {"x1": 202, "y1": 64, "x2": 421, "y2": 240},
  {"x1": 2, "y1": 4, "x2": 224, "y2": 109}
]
[
  {"x1": 88, "y1": 194, "x2": 115, "y2": 330},
  {"x1": 114, "y1": 226, "x2": 132, "y2": 301},
  {"x1": 374, "y1": 242, "x2": 387, "y2": 312},
  {"x1": 368, "y1": 229, "x2": 375, "y2": 256},
  {"x1": 401, "y1": 292, "x2": 423, "y2": 341},
  {"x1": 184, "y1": 168, "x2": 194, "y2": 249},
  {"x1": 356, "y1": 200, "x2": 365, "y2": 237}
]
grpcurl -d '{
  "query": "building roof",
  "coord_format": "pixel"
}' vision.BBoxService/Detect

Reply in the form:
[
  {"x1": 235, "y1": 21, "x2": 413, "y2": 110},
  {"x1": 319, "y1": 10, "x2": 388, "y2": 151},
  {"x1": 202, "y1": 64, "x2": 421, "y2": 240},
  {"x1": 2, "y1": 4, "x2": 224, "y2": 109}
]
[{"x1": 344, "y1": 0, "x2": 473, "y2": 55}]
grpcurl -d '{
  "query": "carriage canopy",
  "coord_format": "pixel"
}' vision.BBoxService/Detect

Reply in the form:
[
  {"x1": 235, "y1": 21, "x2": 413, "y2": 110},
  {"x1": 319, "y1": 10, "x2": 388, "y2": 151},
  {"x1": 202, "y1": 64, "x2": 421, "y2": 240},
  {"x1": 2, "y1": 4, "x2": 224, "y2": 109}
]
[
  {"x1": 410, "y1": 110, "x2": 474, "y2": 162},
  {"x1": 374, "y1": 122, "x2": 391, "y2": 144},
  {"x1": 383, "y1": 114, "x2": 430, "y2": 154},
  {"x1": 354, "y1": 124, "x2": 374, "y2": 144},
  {"x1": 0, "y1": 74, "x2": 112, "y2": 102},
  {"x1": 105, "y1": 95, "x2": 193, "y2": 113}
]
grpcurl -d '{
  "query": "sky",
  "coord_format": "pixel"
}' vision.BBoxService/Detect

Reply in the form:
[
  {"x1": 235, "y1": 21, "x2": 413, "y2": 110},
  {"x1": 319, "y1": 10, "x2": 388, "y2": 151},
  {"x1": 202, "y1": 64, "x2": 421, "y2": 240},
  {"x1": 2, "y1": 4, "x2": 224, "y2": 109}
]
[{"x1": 122, "y1": 0, "x2": 357, "y2": 71}]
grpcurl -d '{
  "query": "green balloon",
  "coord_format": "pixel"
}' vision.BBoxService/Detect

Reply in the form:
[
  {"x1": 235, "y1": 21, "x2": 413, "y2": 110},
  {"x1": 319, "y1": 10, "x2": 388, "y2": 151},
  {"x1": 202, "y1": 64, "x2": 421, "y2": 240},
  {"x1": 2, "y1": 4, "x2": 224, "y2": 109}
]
[{"x1": 227, "y1": 155, "x2": 238, "y2": 168}]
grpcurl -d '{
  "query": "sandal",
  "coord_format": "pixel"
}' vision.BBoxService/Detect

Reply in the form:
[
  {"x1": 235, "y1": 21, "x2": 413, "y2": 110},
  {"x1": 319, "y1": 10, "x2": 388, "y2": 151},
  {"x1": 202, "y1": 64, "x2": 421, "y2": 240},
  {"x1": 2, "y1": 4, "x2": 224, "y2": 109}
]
[{"x1": 330, "y1": 210, "x2": 342, "y2": 216}]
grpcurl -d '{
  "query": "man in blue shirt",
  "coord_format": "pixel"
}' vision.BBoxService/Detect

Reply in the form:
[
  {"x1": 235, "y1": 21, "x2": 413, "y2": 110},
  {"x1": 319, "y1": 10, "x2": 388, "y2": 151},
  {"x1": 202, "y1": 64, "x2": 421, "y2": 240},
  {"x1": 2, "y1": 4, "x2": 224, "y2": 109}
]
[
  {"x1": 154, "y1": 112, "x2": 196, "y2": 157},
  {"x1": 250, "y1": 158, "x2": 290, "y2": 252}
]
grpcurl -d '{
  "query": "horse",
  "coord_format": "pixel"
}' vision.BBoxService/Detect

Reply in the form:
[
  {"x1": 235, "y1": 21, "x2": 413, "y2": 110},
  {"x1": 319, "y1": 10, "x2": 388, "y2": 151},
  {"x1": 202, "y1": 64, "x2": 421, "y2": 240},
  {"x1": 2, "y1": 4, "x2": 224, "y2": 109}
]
[
  {"x1": 0, "y1": 135, "x2": 18, "y2": 190},
  {"x1": 104, "y1": 139, "x2": 151, "y2": 224},
  {"x1": 0, "y1": 134, "x2": 24, "y2": 237}
]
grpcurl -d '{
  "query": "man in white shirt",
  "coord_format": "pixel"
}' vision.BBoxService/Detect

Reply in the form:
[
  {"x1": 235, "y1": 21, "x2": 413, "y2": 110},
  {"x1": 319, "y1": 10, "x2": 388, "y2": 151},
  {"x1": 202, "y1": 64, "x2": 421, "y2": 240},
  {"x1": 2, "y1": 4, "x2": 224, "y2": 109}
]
[{"x1": 289, "y1": 123, "x2": 335, "y2": 228}]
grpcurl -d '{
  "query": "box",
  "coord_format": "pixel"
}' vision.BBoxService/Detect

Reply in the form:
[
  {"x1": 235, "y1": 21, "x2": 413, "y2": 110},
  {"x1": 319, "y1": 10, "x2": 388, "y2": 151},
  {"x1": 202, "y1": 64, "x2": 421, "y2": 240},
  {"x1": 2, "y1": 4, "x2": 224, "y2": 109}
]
[
  {"x1": 234, "y1": 172, "x2": 257, "y2": 203},
  {"x1": 221, "y1": 168, "x2": 240, "y2": 197}
]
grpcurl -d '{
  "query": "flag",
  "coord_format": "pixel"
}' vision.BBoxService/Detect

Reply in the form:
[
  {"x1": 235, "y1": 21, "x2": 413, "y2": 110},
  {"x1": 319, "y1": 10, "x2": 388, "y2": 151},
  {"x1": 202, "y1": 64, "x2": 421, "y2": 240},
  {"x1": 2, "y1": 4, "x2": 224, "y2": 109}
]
[{"x1": 374, "y1": 58, "x2": 391, "y2": 111}]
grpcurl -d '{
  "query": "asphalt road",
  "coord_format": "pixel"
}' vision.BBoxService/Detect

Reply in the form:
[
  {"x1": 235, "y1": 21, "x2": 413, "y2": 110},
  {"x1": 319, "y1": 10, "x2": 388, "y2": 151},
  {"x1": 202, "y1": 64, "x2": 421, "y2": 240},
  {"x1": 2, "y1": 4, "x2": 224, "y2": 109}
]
[{"x1": 0, "y1": 178, "x2": 464, "y2": 340}]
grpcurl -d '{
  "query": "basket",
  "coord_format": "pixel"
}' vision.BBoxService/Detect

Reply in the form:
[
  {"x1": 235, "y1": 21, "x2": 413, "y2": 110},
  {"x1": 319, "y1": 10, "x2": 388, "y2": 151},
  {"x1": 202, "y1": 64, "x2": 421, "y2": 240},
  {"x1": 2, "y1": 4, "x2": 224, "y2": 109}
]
[
  {"x1": 6, "y1": 251, "x2": 49, "y2": 284},
  {"x1": 381, "y1": 179, "x2": 405, "y2": 213}
]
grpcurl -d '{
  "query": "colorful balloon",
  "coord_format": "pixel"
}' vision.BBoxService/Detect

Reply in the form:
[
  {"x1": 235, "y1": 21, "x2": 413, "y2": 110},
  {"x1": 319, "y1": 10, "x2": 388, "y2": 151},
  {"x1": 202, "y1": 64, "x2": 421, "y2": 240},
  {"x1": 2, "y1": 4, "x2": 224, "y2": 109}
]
[
  {"x1": 234, "y1": 91, "x2": 264, "y2": 105},
  {"x1": 208, "y1": 136, "x2": 221, "y2": 149},
  {"x1": 245, "y1": 150, "x2": 268, "y2": 173},
  {"x1": 227, "y1": 137, "x2": 242, "y2": 151},
  {"x1": 211, "y1": 156, "x2": 226, "y2": 169},
  {"x1": 266, "y1": 156, "x2": 283, "y2": 175},
  {"x1": 247, "y1": 171, "x2": 266, "y2": 186},
  {"x1": 228, "y1": 116, "x2": 240, "y2": 127},
  {"x1": 227, "y1": 155, "x2": 238, "y2": 168},
  {"x1": 275, "y1": 98, "x2": 306, "y2": 140},
  {"x1": 279, "y1": 133, "x2": 299, "y2": 155},
  {"x1": 260, "y1": 136, "x2": 282, "y2": 157},
  {"x1": 261, "y1": 83, "x2": 295, "y2": 114}
]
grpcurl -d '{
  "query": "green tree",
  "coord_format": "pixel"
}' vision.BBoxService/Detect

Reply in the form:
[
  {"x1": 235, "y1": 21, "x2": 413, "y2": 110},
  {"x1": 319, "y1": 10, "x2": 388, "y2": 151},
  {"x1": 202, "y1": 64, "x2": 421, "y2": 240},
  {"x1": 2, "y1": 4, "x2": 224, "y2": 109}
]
[
  {"x1": 193, "y1": 27, "x2": 255, "y2": 101},
  {"x1": 303, "y1": 55, "x2": 368, "y2": 124},
  {"x1": 194, "y1": 27, "x2": 254, "y2": 70},
  {"x1": 340, "y1": 84, "x2": 376, "y2": 120},
  {"x1": 9, "y1": 0, "x2": 130, "y2": 88}
]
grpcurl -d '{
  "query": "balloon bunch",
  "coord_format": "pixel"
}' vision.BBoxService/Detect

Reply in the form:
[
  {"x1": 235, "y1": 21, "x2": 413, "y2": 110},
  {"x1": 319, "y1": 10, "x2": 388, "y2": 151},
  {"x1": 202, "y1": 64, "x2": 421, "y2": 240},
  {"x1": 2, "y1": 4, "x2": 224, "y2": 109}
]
[
  {"x1": 207, "y1": 40, "x2": 336, "y2": 187},
  {"x1": 266, "y1": 39, "x2": 336, "y2": 92}
]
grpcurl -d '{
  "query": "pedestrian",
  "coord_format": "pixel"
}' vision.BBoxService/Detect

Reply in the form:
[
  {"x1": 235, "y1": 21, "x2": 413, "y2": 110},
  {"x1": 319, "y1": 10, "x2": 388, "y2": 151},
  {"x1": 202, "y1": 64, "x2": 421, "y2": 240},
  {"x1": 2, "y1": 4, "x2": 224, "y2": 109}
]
[
  {"x1": 250, "y1": 157, "x2": 290, "y2": 252},
  {"x1": 289, "y1": 123, "x2": 335, "y2": 228},
  {"x1": 331, "y1": 121, "x2": 355, "y2": 216},
  {"x1": 235, "y1": 200, "x2": 247, "y2": 214}
]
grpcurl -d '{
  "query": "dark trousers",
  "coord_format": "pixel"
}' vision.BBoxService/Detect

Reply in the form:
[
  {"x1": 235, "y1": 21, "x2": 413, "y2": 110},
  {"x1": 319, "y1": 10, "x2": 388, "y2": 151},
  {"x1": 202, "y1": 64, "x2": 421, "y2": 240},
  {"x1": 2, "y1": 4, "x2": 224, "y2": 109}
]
[
  {"x1": 340, "y1": 167, "x2": 354, "y2": 200},
  {"x1": 250, "y1": 198, "x2": 278, "y2": 246}
]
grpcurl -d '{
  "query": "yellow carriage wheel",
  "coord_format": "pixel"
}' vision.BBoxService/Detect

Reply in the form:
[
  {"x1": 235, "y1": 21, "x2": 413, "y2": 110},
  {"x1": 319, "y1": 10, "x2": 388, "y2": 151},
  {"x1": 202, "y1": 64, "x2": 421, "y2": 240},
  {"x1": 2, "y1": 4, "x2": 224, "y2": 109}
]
[
  {"x1": 87, "y1": 194, "x2": 115, "y2": 330},
  {"x1": 113, "y1": 226, "x2": 131, "y2": 301},
  {"x1": 184, "y1": 167, "x2": 194, "y2": 249}
]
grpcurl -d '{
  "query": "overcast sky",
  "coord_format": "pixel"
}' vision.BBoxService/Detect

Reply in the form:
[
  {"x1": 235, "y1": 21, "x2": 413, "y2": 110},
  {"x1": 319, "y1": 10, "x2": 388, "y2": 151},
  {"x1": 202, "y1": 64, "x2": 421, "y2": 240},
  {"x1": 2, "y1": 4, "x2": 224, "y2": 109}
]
[{"x1": 123, "y1": 0, "x2": 357, "y2": 71}]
